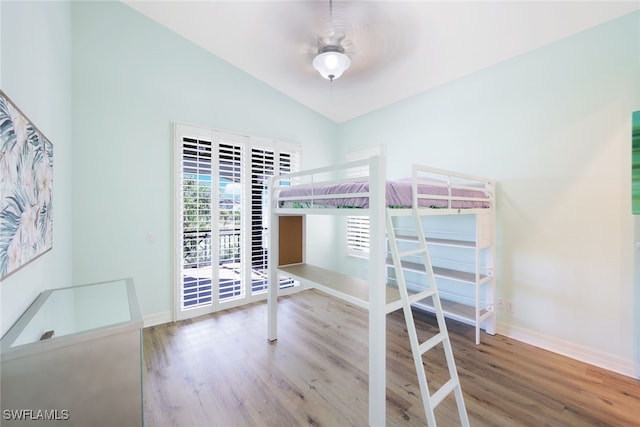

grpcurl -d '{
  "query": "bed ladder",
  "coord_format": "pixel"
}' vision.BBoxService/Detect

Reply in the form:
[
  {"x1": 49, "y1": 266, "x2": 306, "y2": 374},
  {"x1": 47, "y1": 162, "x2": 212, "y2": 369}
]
[{"x1": 386, "y1": 210, "x2": 470, "y2": 427}]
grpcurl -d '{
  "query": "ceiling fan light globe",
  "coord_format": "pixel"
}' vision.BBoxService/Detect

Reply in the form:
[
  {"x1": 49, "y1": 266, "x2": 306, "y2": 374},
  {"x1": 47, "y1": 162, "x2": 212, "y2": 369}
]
[
  {"x1": 324, "y1": 54, "x2": 338, "y2": 69},
  {"x1": 313, "y1": 51, "x2": 351, "y2": 80}
]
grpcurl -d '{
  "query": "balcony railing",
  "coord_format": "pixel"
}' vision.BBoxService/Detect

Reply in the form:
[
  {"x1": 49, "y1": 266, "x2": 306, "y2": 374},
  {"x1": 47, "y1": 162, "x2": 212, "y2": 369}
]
[
  {"x1": 181, "y1": 228, "x2": 294, "y2": 309},
  {"x1": 183, "y1": 228, "x2": 240, "y2": 268}
]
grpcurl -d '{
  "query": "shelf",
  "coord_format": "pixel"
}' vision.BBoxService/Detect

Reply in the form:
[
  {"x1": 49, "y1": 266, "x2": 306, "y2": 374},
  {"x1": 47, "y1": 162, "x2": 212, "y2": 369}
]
[
  {"x1": 386, "y1": 259, "x2": 492, "y2": 285},
  {"x1": 413, "y1": 299, "x2": 493, "y2": 328},
  {"x1": 427, "y1": 237, "x2": 476, "y2": 248},
  {"x1": 434, "y1": 266, "x2": 491, "y2": 284},
  {"x1": 394, "y1": 234, "x2": 476, "y2": 249}
]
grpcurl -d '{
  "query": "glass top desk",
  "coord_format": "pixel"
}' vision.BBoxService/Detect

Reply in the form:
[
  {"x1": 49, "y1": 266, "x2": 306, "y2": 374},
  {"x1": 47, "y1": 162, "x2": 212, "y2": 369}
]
[{"x1": 1, "y1": 278, "x2": 143, "y2": 426}]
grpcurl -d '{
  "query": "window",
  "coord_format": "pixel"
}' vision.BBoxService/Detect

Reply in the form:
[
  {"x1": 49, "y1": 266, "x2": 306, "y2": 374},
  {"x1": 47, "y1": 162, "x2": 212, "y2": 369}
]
[
  {"x1": 346, "y1": 145, "x2": 385, "y2": 257},
  {"x1": 174, "y1": 123, "x2": 300, "y2": 319}
]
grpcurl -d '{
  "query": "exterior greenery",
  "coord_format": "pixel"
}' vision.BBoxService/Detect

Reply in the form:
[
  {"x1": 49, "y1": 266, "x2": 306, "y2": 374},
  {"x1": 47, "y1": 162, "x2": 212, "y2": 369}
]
[{"x1": 182, "y1": 177, "x2": 241, "y2": 265}]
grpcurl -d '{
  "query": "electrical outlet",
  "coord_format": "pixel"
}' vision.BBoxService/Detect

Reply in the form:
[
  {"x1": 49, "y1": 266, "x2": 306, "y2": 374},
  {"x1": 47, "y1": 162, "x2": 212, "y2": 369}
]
[
  {"x1": 507, "y1": 300, "x2": 515, "y2": 313},
  {"x1": 497, "y1": 299, "x2": 504, "y2": 311}
]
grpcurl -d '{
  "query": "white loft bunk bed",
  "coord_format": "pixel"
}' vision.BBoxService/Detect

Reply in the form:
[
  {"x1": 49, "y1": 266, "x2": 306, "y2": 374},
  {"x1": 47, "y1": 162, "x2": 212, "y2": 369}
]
[{"x1": 266, "y1": 155, "x2": 495, "y2": 426}]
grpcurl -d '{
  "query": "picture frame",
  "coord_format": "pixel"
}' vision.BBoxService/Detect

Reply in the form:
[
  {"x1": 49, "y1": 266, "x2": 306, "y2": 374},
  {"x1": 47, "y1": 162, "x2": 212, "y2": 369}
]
[
  {"x1": 633, "y1": 111, "x2": 640, "y2": 214},
  {"x1": 0, "y1": 90, "x2": 53, "y2": 280}
]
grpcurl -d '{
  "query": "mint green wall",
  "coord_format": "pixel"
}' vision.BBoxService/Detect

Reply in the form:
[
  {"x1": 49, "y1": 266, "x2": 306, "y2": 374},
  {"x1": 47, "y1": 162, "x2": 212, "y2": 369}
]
[
  {"x1": 70, "y1": 1, "x2": 337, "y2": 322},
  {"x1": 0, "y1": 1, "x2": 73, "y2": 337},
  {"x1": 338, "y1": 12, "x2": 640, "y2": 375}
]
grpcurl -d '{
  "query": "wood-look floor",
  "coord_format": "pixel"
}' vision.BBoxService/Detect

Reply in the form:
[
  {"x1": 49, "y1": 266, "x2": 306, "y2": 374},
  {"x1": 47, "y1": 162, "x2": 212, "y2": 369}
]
[{"x1": 143, "y1": 290, "x2": 640, "y2": 426}]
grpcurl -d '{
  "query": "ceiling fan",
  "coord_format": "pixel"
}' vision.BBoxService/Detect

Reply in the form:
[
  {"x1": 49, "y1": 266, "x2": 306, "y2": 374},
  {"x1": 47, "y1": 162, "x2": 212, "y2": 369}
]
[
  {"x1": 301, "y1": 1, "x2": 418, "y2": 84},
  {"x1": 311, "y1": 0, "x2": 352, "y2": 81}
]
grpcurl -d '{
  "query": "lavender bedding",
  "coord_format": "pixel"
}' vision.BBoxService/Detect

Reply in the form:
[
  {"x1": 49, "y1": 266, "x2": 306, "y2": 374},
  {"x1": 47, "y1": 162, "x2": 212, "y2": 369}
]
[{"x1": 277, "y1": 179, "x2": 490, "y2": 209}]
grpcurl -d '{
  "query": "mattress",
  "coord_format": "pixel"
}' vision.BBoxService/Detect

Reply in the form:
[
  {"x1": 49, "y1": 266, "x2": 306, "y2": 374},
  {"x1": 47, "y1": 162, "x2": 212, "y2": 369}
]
[{"x1": 277, "y1": 178, "x2": 490, "y2": 209}]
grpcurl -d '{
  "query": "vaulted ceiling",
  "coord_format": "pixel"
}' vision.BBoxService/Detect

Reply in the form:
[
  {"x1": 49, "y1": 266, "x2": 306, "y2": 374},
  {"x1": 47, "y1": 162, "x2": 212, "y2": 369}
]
[{"x1": 123, "y1": 1, "x2": 640, "y2": 123}]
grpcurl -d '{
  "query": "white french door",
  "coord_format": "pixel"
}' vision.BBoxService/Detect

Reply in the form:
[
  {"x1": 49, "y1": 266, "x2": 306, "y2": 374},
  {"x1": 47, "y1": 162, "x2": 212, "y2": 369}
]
[{"x1": 174, "y1": 123, "x2": 299, "y2": 320}]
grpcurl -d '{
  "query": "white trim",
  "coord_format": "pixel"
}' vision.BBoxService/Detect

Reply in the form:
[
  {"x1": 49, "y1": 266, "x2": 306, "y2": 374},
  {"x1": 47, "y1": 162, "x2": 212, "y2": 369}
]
[
  {"x1": 144, "y1": 311, "x2": 173, "y2": 328},
  {"x1": 143, "y1": 285, "x2": 304, "y2": 329},
  {"x1": 346, "y1": 143, "x2": 386, "y2": 161},
  {"x1": 497, "y1": 322, "x2": 639, "y2": 379},
  {"x1": 173, "y1": 121, "x2": 301, "y2": 153}
]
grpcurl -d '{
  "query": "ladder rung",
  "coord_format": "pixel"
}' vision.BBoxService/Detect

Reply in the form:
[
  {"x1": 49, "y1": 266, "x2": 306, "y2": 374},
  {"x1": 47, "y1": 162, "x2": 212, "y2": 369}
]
[
  {"x1": 408, "y1": 288, "x2": 436, "y2": 304},
  {"x1": 430, "y1": 379, "x2": 459, "y2": 408},
  {"x1": 392, "y1": 234, "x2": 419, "y2": 242},
  {"x1": 399, "y1": 248, "x2": 427, "y2": 258},
  {"x1": 385, "y1": 288, "x2": 437, "y2": 314},
  {"x1": 419, "y1": 332, "x2": 447, "y2": 354}
]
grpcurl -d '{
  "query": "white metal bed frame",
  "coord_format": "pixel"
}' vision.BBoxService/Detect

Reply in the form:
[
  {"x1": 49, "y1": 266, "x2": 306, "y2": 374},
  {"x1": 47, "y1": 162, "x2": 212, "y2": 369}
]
[{"x1": 266, "y1": 155, "x2": 494, "y2": 426}]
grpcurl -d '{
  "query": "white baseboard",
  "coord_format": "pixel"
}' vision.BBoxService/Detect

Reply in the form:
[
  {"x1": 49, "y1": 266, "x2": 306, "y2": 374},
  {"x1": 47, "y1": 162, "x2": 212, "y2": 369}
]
[
  {"x1": 497, "y1": 322, "x2": 639, "y2": 379},
  {"x1": 144, "y1": 311, "x2": 173, "y2": 328}
]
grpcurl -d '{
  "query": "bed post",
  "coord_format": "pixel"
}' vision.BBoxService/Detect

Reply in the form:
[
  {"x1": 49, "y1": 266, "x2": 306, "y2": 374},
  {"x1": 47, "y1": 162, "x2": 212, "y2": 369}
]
[
  {"x1": 267, "y1": 176, "x2": 279, "y2": 342},
  {"x1": 368, "y1": 154, "x2": 386, "y2": 426}
]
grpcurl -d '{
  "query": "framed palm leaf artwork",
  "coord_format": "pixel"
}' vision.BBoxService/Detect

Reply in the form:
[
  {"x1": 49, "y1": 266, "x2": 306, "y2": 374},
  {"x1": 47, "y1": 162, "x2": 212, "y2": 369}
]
[{"x1": 0, "y1": 90, "x2": 53, "y2": 280}]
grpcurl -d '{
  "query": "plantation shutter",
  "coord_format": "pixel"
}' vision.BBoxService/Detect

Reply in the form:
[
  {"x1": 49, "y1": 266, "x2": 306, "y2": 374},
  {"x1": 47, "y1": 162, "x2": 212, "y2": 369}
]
[
  {"x1": 217, "y1": 138, "x2": 244, "y2": 302},
  {"x1": 346, "y1": 216, "x2": 371, "y2": 255},
  {"x1": 175, "y1": 123, "x2": 300, "y2": 319},
  {"x1": 346, "y1": 144, "x2": 385, "y2": 257},
  {"x1": 250, "y1": 147, "x2": 272, "y2": 294},
  {"x1": 250, "y1": 145, "x2": 298, "y2": 294},
  {"x1": 180, "y1": 136, "x2": 214, "y2": 309}
]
